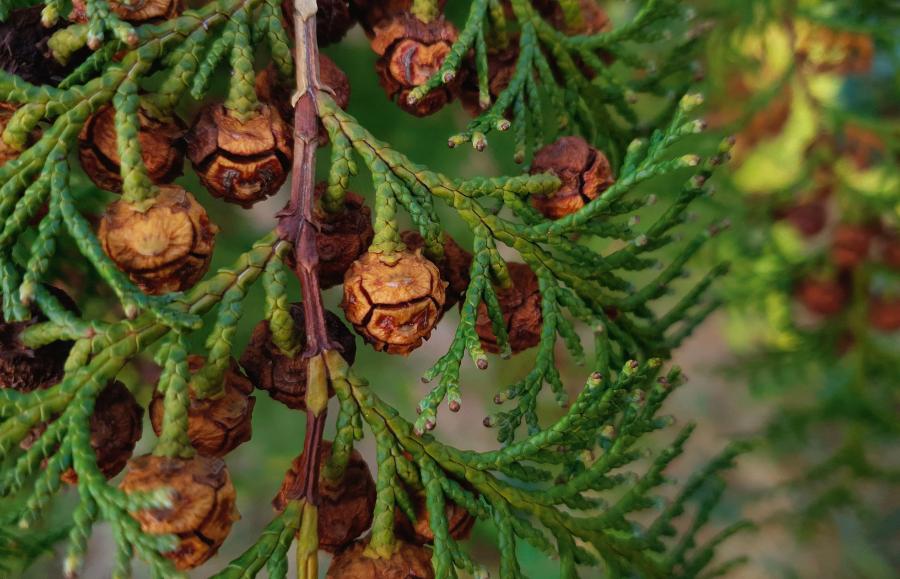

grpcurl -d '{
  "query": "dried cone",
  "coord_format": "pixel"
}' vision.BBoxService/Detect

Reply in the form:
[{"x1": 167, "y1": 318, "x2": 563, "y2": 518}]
[
  {"x1": 395, "y1": 488, "x2": 475, "y2": 545},
  {"x1": 795, "y1": 275, "x2": 848, "y2": 317},
  {"x1": 795, "y1": 21, "x2": 874, "y2": 74},
  {"x1": 400, "y1": 230, "x2": 472, "y2": 311},
  {"x1": 775, "y1": 197, "x2": 828, "y2": 238},
  {"x1": 60, "y1": 381, "x2": 144, "y2": 484},
  {"x1": 831, "y1": 224, "x2": 874, "y2": 269},
  {"x1": 342, "y1": 251, "x2": 446, "y2": 354},
  {"x1": 351, "y1": 0, "x2": 447, "y2": 35},
  {"x1": 98, "y1": 185, "x2": 218, "y2": 295},
  {"x1": 70, "y1": 0, "x2": 182, "y2": 23},
  {"x1": 121, "y1": 454, "x2": 239, "y2": 570},
  {"x1": 282, "y1": 0, "x2": 355, "y2": 45},
  {"x1": 240, "y1": 306, "x2": 356, "y2": 410},
  {"x1": 0, "y1": 6, "x2": 87, "y2": 86},
  {"x1": 869, "y1": 296, "x2": 900, "y2": 332},
  {"x1": 315, "y1": 185, "x2": 374, "y2": 288},
  {"x1": 536, "y1": 0, "x2": 611, "y2": 35},
  {"x1": 0, "y1": 286, "x2": 76, "y2": 392},
  {"x1": 530, "y1": 136, "x2": 615, "y2": 220},
  {"x1": 187, "y1": 104, "x2": 292, "y2": 207},
  {"x1": 273, "y1": 441, "x2": 375, "y2": 552},
  {"x1": 78, "y1": 105, "x2": 185, "y2": 193},
  {"x1": 255, "y1": 55, "x2": 350, "y2": 144},
  {"x1": 476, "y1": 262, "x2": 542, "y2": 354},
  {"x1": 371, "y1": 15, "x2": 458, "y2": 117},
  {"x1": 0, "y1": 103, "x2": 39, "y2": 167},
  {"x1": 149, "y1": 357, "x2": 255, "y2": 457},
  {"x1": 326, "y1": 540, "x2": 435, "y2": 579}
]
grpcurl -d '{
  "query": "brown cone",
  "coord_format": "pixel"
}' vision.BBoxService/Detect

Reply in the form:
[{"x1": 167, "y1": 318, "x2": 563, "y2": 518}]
[
  {"x1": 0, "y1": 103, "x2": 40, "y2": 167},
  {"x1": 869, "y1": 296, "x2": 900, "y2": 332},
  {"x1": 60, "y1": 381, "x2": 144, "y2": 484},
  {"x1": 326, "y1": 540, "x2": 435, "y2": 579},
  {"x1": 273, "y1": 440, "x2": 375, "y2": 552},
  {"x1": 240, "y1": 306, "x2": 356, "y2": 410},
  {"x1": 149, "y1": 357, "x2": 255, "y2": 457},
  {"x1": 313, "y1": 186, "x2": 374, "y2": 289},
  {"x1": 400, "y1": 231, "x2": 472, "y2": 311},
  {"x1": 350, "y1": 0, "x2": 447, "y2": 35},
  {"x1": 120, "y1": 454, "x2": 239, "y2": 570},
  {"x1": 70, "y1": 0, "x2": 182, "y2": 23},
  {"x1": 395, "y1": 488, "x2": 475, "y2": 545},
  {"x1": 371, "y1": 15, "x2": 458, "y2": 117},
  {"x1": 535, "y1": 0, "x2": 611, "y2": 35},
  {"x1": 831, "y1": 224, "x2": 875, "y2": 269},
  {"x1": 0, "y1": 6, "x2": 89, "y2": 86},
  {"x1": 795, "y1": 23, "x2": 874, "y2": 74},
  {"x1": 795, "y1": 274, "x2": 849, "y2": 317},
  {"x1": 529, "y1": 136, "x2": 615, "y2": 220},
  {"x1": 0, "y1": 286, "x2": 76, "y2": 392},
  {"x1": 775, "y1": 197, "x2": 828, "y2": 238},
  {"x1": 98, "y1": 185, "x2": 218, "y2": 295},
  {"x1": 186, "y1": 103, "x2": 292, "y2": 207},
  {"x1": 476, "y1": 262, "x2": 542, "y2": 354},
  {"x1": 78, "y1": 105, "x2": 185, "y2": 193},
  {"x1": 342, "y1": 251, "x2": 446, "y2": 355}
]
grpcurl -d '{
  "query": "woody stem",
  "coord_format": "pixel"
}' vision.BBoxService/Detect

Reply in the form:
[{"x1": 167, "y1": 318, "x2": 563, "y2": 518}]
[{"x1": 277, "y1": 0, "x2": 331, "y2": 528}]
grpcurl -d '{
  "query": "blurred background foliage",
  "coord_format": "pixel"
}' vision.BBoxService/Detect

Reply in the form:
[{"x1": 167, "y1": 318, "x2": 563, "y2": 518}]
[{"x1": 7, "y1": 0, "x2": 898, "y2": 577}]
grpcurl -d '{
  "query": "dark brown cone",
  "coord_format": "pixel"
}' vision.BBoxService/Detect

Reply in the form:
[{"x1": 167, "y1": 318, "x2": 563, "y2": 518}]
[
  {"x1": 240, "y1": 306, "x2": 356, "y2": 410},
  {"x1": 459, "y1": 44, "x2": 519, "y2": 115},
  {"x1": 186, "y1": 103, "x2": 292, "y2": 207},
  {"x1": 535, "y1": 0, "x2": 611, "y2": 35},
  {"x1": 775, "y1": 197, "x2": 828, "y2": 238},
  {"x1": 880, "y1": 231, "x2": 900, "y2": 270},
  {"x1": 529, "y1": 136, "x2": 615, "y2": 220},
  {"x1": 371, "y1": 15, "x2": 458, "y2": 117},
  {"x1": 0, "y1": 103, "x2": 40, "y2": 167},
  {"x1": 350, "y1": 0, "x2": 447, "y2": 35},
  {"x1": 98, "y1": 185, "x2": 218, "y2": 295},
  {"x1": 400, "y1": 230, "x2": 472, "y2": 311},
  {"x1": 795, "y1": 274, "x2": 849, "y2": 317},
  {"x1": 314, "y1": 185, "x2": 374, "y2": 289},
  {"x1": 342, "y1": 251, "x2": 446, "y2": 355},
  {"x1": 273, "y1": 441, "x2": 375, "y2": 552},
  {"x1": 120, "y1": 454, "x2": 239, "y2": 570},
  {"x1": 831, "y1": 224, "x2": 875, "y2": 269},
  {"x1": 149, "y1": 357, "x2": 255, "y2": 457},
  {"x1": 282, "y1": 0, "x2": 355, "y2": 45},
  {"x1": 70, "y1": 0, "x2": 182, "y2": 23},
  {"x1": 326, "y1": 540, "x2": 435, "y2": 579},
  {"x1": 0, "y1": 286, "x2": 76, "y2": 392},
  {"x1": 78, "y1": 105, "x2": 185, "y2": 193},
  {"x1": 0, "y1": 6, "x2": 89, "y2": 86},
  {"x1": 395, "y1": 488, "x2": 475, "y2": 545},
  {"x1": 869, "y1": 296, "x2": 900, "y2": 332},
  {"x1": 60, "y1": 381, "x2": 144, "y2": 484},
  {"x1": 476, "y1": 262, "x2": 542, "y2": 354},
  {"x1": 255, "y1": 54, "x2": 350, "y2": 145}
]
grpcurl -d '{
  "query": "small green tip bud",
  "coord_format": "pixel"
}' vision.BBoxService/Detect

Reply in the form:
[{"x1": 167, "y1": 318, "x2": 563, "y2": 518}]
[
  {"x1": 681, "y1": 154, "x2": 701, "y2": 167},
  {"x1": 472, "y1": 132, "x2": 487, "y2": 152},
  {"x1": 496, "y1": 118, "x2": 511, "y2": 131},
  {"x1": 406, "y1": 92, "x2": 420, "y2": 106},
  {"x1": 679, "y1": 93, "x2": 704, "y2": 111},
  {"x1": 448, "y1": 134, "x2": 467, "y2": 148},
  {"x1": 442, "y1": 70, "x2": 456, "y2": 84}
]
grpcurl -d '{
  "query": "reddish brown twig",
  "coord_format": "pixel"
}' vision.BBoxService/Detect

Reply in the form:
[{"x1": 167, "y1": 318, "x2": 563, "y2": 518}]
[{"x1": 275, "y1": 0, "x2": 335, "y2": 510}]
